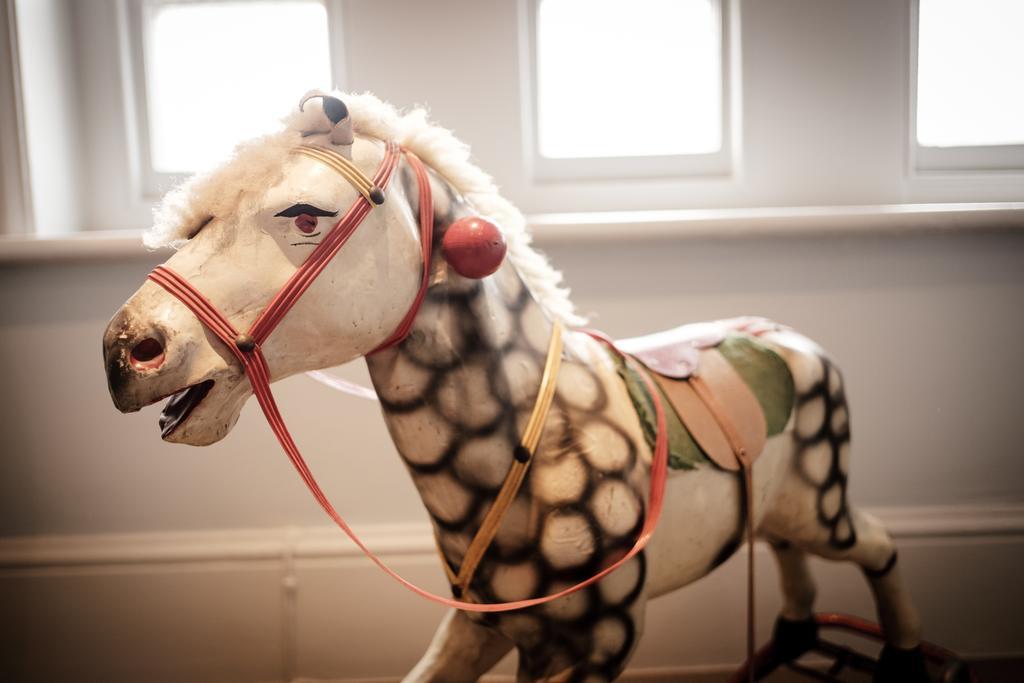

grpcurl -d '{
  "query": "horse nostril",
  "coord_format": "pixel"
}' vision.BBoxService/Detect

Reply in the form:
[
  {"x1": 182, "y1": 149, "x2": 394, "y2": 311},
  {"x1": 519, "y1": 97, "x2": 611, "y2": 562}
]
[{"x1": 130, "y1": 337, "x2": 165, "y2": 369}]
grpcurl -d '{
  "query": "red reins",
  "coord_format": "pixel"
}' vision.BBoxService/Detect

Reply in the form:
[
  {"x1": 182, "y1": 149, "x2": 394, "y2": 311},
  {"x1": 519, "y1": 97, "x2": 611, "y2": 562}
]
[{"x1": 147, "y1": 140, "x2": 669, "y2": 612}]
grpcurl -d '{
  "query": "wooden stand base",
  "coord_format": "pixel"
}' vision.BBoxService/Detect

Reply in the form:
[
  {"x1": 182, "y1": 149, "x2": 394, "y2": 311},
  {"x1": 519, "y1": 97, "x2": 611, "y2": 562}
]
[{"x1": 726, "y1": 613, "x2": 977, "y2": 683}]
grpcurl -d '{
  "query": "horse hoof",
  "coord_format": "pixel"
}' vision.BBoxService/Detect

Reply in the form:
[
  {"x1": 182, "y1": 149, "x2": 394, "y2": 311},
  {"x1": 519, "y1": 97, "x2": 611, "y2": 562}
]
[
  {"x1": 875, "y1": 644, "x2": 929, "y2": 683},
  {"x1": 770, "y1": 615, "x2": 818, "y2": 662}
]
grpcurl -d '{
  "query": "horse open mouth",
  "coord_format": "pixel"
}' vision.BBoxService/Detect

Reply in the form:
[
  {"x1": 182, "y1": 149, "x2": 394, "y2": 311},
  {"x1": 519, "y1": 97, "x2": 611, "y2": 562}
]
[{"x1": 159, "y1": 380, "x2": 215, "y2": 438}]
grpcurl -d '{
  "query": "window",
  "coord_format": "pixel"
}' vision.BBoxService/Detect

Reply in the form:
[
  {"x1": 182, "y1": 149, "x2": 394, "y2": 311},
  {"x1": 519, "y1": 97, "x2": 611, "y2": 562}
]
[
  {"x1": 524, "y1": 0, "x2": 731, "y2": 180},
  {"x1": 912, "y1": 0, "x2": 1024, "y2": 171},
  {"x1": 128, "y1": 0, "x2": 336, "y2": 190},
  {"x1": 5, "y1": 1, "x2": 1021, "y2": 237}
]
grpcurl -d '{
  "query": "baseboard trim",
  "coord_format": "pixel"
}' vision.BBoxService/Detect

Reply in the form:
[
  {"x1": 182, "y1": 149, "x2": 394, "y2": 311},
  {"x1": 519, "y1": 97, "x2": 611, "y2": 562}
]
[
  {"x1": 306, "y1": 663, "x2": 764, "y2": 683},
  {"x1": 0, "y1": 522, "x2": 436, "y2": 569},
  {"x1": 4, "y1": 503, "x2": 1021, "y2": 681},
  {"x1": 869, "y1": 502, "x2": 1024, "y2": 538},
  {"x1": 1, "y1": 502, "x2": 1021, "y2": 570}
]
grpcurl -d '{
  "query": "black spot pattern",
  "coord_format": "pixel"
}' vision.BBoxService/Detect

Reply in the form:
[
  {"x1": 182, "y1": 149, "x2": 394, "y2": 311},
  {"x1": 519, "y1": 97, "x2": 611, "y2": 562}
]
[
  {"x1": 794, "y1": 356, "x2": 856, "y2": 550},
  {"x1": 366, "y1": 166, "x2": 652, "y2": 681},
  {"x1": 497, "y1": 555, "x2": 647, "y2": 683},
  {"x1": 863, "y1": 550, "x2": 898, "y2": 579}
]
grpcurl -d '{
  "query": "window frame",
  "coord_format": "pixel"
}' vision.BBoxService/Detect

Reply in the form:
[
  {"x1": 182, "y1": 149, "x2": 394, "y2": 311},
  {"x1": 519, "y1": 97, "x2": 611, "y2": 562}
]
[
  {"x1": 908, "y1": 0, "x2": 1024, "y2": 174},
  {"x1": 520, "y1": 0, "x2": 733, "y2": 183},
  {"x1": 121, "y1": 0, "x2": 347, "y2": 198},
  {"x1": 0, "y1": 0, "x2": 32, "y2": 235}
]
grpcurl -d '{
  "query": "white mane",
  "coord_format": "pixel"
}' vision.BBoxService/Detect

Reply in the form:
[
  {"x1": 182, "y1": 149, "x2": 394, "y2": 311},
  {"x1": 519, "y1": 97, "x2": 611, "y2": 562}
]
[{"x1": 146, "y1": 91, "x2": 584, "y2": 326}]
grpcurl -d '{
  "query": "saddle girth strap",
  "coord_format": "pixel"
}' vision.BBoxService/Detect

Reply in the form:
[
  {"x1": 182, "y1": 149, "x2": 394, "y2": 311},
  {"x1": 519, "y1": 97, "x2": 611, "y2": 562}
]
[
  {"x1": 687, "y1": 370, "x2": 758, "y2": 683},
  {"x1": 645, "y1": 346, "x2": 763, "y2": 681}
]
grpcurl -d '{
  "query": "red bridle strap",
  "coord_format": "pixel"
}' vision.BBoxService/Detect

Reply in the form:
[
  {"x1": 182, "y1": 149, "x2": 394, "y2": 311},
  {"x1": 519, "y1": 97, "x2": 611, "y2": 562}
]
[
  {"x1": 248, "y1": 141, "x2": 402, "y2": 345},
  {"x1": 147, "y1": 142, "x2": 669, "y2": 612},
  {"x1": 372, "y1": 150, "x2": 433, "y2": 352}
]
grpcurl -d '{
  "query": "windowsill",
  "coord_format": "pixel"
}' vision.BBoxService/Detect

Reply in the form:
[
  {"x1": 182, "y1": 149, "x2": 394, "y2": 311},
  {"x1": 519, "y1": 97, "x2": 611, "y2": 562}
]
[
  {"x1": 1, "y1": 202, "x2": 1021, "y2": 264},
  {"x1": 0, "y1": 230, "x2": 174, "y2": 264},
  {"x1": 532, "y1": 201, "x2": 1024, "y2": 243}
]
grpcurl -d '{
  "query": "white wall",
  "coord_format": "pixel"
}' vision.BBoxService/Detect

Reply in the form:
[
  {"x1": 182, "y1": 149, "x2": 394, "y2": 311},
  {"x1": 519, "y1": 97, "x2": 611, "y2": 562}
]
[
  {"x1": 1, "y1": 227, "x2": 1023, "y2": 680},
  {"x1": 2, "y1": 230, "x2": 1023, "y2": 538}
]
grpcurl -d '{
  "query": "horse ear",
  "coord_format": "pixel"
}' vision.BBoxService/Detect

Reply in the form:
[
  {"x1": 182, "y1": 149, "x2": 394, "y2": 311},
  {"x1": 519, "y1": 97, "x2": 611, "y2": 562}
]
[
  {"x1": 323, "y1": 96, "x2": 354, "y2": 147},
  {"x1": 298, "y1": 91, "x2": 354, "y2": 147}
]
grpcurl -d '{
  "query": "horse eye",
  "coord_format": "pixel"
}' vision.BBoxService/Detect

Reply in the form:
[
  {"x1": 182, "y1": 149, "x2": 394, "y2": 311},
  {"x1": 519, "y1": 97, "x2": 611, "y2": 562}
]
[{"x1": 294, "y1": 214, "x2": 318, "y2": 234}]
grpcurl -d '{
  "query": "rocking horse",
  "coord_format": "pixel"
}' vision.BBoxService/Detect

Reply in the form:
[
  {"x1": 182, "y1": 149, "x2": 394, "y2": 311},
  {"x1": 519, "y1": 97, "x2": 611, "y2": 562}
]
[{"x1": 103, "y1": 92, "x2": 947, "y2": 682}]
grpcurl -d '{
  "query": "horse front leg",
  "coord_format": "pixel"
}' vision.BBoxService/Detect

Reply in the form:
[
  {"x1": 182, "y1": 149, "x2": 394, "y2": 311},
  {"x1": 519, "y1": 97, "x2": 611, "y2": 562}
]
[
  {"x1": 403, "y1": 608, "x2": 514, "y2": 683},
  {"x1": 512, "y1": 568, "x2": 649, "y2": 683}
]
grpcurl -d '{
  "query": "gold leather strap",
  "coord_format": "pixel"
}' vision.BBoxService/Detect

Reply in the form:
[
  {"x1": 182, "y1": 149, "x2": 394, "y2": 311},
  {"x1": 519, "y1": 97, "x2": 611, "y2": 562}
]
[
  {"x1": 444, "y1": 321, "x2": 564, "y2": 597},
  {"x1": 647, "y1": 349, "x2": 761, "y2": 679},
  {"x1": 294, "y1": 145, "x2": 384, "y2": 204},
  {"x1": 689, "y1": 369, "x2": 757, "y2": 682}
]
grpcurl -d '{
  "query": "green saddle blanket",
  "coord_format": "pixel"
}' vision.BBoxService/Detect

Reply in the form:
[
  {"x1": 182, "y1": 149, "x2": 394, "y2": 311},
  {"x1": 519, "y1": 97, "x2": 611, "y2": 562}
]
[{"x1": 612, "y1": 334, "x2": 795, "y2": 470}]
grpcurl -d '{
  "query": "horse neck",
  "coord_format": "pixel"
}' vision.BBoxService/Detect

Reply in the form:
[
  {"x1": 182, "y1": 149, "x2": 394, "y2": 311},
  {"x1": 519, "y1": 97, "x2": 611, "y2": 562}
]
[
  {"x1": 365, "y1": 167, "x2": 651, "y2": 599},
  {"x1": 364, "y1": 256, "x2": 651, "y2": 594},
  {"x1": 363, "y1": 170, "x2": 558, "y2": 563}
]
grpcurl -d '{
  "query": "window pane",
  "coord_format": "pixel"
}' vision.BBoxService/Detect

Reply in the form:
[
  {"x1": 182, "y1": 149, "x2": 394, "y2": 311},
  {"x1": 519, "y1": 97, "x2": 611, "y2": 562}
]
[
  {"x1": 145, "y1": 1, "x2": 332, "y2": 173},
  {"x1": 917, "y1": 0, "x2": 1024, "y2": 148},
  {"x1": 536, "y1": 0, "x2": 721, "y2": 159}
]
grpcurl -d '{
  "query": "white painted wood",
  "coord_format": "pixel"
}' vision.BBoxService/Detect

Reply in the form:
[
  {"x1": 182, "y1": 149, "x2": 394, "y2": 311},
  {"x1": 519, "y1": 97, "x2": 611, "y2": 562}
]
[
  {"x1": 519, "y1": 0, "x2": 734, "y2": 181},
  {"x1": 530, "y1": 202, "x2": 1024, "y2": 243},
  {"x1": 0, "y1": 203, "x2": 1020, "y2": 263},
  {"x1": 4, "y1": 499, "x2": 1019, "y2": 569},
  {"x1": 907, "y1": 0, "x2": 1024, "y2": 174},
  {"x1": 0, "y1": 228, "x2": 171, "y2": 262},
  {"x1": 2, "y1": 503, "x2": 1020, "y2": 568},
  {"x1": 119, "y1": 0, "x2": 347, "y2": 197},
  {"x1": 0, "y1": 0, "x2": 31, "y2": 235},
  {"x1": 10, "y1": 0, "x2": 85, "y2": 235}
]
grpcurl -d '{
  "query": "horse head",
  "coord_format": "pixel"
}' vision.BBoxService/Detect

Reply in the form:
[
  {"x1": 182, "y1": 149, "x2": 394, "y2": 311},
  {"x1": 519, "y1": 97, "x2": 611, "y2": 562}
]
[{"x1": 102, "y1": 93, "x2": 425, "y2": 446}]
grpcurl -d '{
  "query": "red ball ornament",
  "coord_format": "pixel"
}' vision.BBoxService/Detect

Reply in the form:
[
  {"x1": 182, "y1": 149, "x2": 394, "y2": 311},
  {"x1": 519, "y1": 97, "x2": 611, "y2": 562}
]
[{"x1": 441, "y1": 216, "x2": 507, "y2": 279}]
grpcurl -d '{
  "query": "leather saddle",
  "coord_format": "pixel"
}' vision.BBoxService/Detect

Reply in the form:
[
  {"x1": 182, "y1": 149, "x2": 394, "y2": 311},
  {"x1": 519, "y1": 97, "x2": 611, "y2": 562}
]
[{"x1": 616, "y1": 318, "x2": 794, "y2": 472}]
